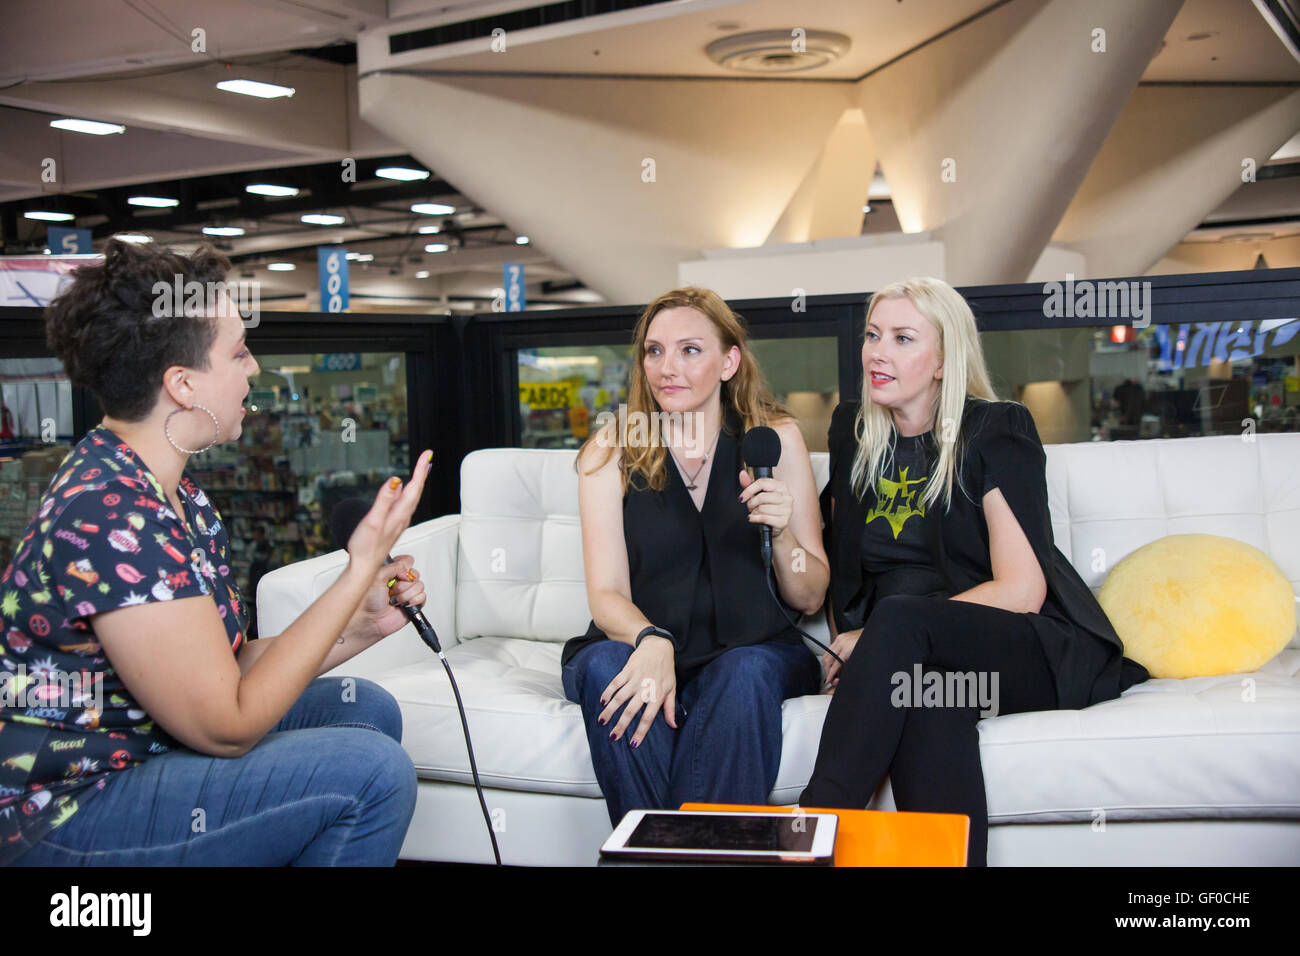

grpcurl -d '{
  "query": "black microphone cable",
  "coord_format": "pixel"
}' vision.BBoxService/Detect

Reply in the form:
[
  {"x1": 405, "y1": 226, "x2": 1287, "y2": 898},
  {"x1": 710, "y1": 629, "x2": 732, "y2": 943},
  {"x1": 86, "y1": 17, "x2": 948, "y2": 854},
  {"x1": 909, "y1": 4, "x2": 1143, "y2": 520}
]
[
  {"x1": 332, "y1": 498, "x2": 501, "y2": 866},
  {"x1": 413, "y1": 618, "x2": 502, "y2": 867},
  {"x1": 762, "y1": 561, "x2": 844, "y2": 669}
]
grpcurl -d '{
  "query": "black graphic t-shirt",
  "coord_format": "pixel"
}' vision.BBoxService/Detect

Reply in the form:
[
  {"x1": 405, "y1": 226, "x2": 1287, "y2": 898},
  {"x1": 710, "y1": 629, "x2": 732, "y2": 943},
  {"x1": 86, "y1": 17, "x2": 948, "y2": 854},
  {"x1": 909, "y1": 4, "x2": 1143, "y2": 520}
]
[
  {"x1": 860, "y1": 431, "x2": 949, "y2": 603},
  {"x1": 0, "y1": 426, "x2": 247, "y2": 865}
]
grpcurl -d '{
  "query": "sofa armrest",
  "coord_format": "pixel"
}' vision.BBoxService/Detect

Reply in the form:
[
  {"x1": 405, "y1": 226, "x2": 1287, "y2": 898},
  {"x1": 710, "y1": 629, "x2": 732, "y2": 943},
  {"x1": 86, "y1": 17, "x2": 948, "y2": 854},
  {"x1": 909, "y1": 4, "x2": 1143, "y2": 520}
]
[{"x1": 255, "y1": 514, "x2": 461, "y2": 682}]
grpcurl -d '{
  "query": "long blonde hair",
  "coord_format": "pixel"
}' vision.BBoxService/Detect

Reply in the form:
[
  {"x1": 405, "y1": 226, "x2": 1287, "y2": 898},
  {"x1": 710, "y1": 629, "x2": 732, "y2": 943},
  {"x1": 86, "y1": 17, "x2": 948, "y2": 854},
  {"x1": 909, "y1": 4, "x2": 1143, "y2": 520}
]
[
  {"x1": 578, "y1": 286, "x2": 791, "y2": 492},
  {"x1": 850, "y1": 277, "x2": 1000, "y2": 511}
]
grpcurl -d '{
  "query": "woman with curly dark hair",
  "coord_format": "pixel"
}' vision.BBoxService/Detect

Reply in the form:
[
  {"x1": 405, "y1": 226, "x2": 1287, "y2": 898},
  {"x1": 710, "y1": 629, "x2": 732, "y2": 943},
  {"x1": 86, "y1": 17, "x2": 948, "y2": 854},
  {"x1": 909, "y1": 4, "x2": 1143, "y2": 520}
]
[{"x1": 0, "y1": 239, "x2": 431, "y2": 866}]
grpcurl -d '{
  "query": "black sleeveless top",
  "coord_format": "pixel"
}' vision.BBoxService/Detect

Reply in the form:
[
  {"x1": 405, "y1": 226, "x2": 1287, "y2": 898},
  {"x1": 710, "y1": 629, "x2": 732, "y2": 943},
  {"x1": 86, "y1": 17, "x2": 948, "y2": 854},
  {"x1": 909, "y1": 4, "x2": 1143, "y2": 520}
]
[{"x1": 561, "y1": 409, "x2": 803, "y2": 684}]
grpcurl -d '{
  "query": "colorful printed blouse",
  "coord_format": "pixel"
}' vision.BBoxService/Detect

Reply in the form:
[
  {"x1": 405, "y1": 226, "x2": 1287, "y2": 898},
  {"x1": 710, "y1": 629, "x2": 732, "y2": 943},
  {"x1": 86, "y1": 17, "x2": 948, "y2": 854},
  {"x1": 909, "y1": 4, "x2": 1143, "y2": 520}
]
[{"x1": 0, "y1": 426, "x2": 247, "y2": 864}]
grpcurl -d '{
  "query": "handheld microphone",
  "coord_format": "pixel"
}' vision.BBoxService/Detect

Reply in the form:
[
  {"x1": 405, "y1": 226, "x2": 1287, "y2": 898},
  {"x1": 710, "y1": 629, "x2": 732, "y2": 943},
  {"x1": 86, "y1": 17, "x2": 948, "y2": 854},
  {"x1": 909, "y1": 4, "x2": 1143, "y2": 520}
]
[
  {"x1": 330, "y1": 497, "x2": 441, "y2": 653},
  {"x1": 741, "y1": 426, "x2": 782, "y2": 570},
  {"x1": 740, "y1": 427, "x2": 844, "y2": 670}
]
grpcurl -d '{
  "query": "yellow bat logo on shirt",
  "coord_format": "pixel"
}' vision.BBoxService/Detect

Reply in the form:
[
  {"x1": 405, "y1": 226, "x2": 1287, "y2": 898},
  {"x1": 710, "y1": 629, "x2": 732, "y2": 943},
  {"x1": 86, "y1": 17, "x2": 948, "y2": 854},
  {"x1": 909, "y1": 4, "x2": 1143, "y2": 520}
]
[{"x1": 865, "y1": 466, "x2": 929, "y2": 539}]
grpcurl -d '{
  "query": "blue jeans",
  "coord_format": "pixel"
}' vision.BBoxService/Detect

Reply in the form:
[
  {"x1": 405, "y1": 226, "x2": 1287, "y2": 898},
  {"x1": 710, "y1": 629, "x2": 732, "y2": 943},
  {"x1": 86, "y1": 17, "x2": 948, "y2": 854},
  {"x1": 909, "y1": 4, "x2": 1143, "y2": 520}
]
[
  {"x1": 10, "y1": 677, "x2": 417, "y2": 866},
  {"x1": 563, "y1": 639, "x2": 822, "y2": 825}
]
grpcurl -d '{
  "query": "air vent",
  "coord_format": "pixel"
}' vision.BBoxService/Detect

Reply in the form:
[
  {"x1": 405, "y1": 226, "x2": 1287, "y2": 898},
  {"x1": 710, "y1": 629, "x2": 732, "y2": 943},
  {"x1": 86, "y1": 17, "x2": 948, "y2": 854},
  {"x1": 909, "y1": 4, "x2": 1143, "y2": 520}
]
[
  {"x1": 705, "y1": 29, "x2": 851, "y2": 73},
  {"x1": 390, "y1": 0, "x2": 672, "y2": 55}
]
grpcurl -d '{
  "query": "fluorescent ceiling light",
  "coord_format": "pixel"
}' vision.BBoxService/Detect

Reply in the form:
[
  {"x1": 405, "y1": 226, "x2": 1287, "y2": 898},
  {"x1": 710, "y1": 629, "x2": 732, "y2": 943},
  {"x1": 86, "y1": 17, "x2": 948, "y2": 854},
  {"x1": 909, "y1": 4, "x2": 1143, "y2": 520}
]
[
  {"x1": 246, "y1": 184, "x2": 300, "y2": 197},
  {"x1": 114, "y1": 234, "x2": 151, "y2": 243},
  {"x1": 25, "y1": 211, "x2": 74, "y2": 221},
  {"x1": 424, "y1": 243, "x2": 449, "y2": 253},
  {"x1": 515, "y1": 236, "x2": 529, "y2": 245},
  {"x1": 345, "y1": 252, "x2": 373, "y2": 262},
  {"x1": 412, "y1": 203, "x2": 455, "y2": 216},
  {"x1": 267, "y1": 262, "x2": 296, "y2": 271},
  {"x1": 50, "y1": 118, "x2": 124, "y2": 136},
  {"x1": 127, "y1": 196, "x2": 178, "y2": 208},
  {"x1": 376, "y1": 167, "x2": 430, "y2": 181},
  {"x1": 216, "y1": 79, "x2": 295, "y2": 99},
  {"x1": 301, "y1": 213, "x2": 345, "y2": 225},
  {"x1": 418, "y1": 225, "x2": 440, "y2": 234},
  {"x1": 203, "y1": 226, "x2": 245, "y2": 236},
  {"x1": 415, "y1": 270, "x2": 430, "y2": 278}
]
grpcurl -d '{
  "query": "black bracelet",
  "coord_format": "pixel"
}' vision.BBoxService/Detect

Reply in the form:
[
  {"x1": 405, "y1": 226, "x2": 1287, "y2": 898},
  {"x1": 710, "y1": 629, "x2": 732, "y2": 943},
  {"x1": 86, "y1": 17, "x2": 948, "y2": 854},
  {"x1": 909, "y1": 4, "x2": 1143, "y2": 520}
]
[{"x1": 635, "y1": 625, "x2": 675, "y2": 649}]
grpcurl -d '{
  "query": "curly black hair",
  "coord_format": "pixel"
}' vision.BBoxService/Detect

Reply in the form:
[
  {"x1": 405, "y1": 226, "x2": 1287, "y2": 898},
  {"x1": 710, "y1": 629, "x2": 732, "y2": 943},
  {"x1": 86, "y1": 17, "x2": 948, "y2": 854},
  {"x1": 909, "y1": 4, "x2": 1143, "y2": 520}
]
[{"x1": 45, "y1": 239, "x2": 233, "y2": 421}]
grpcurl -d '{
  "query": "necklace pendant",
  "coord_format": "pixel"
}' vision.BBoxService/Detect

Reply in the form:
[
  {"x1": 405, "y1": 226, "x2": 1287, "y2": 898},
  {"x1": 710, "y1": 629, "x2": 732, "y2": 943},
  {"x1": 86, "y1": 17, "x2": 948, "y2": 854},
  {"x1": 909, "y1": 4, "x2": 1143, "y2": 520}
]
[{"x1": 685, "y1": 483, "x2": 697, "y2": 491}]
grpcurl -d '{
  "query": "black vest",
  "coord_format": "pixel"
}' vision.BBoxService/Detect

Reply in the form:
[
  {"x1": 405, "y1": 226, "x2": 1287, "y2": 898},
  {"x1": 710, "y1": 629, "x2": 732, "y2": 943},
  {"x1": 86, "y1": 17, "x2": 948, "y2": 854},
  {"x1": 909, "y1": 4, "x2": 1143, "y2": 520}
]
[{"x1": 562, "y1": 409, "x2": 802, "y2": 681}]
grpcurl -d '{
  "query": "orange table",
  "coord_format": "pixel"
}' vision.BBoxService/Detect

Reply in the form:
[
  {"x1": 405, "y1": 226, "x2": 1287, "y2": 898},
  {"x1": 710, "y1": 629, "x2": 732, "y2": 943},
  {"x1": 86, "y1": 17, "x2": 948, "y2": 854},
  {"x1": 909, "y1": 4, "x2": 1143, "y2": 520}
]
[{"x1": 678, "y1": 802, "x2": 969, "y2": 867}]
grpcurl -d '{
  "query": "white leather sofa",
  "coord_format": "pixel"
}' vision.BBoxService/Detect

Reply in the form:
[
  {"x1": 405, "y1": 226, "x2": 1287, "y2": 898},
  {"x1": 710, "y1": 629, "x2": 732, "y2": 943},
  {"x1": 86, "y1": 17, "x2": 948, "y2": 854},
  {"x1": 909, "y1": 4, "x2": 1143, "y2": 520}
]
[{"x1": 258, "y1": 433, "x2": 1300, "y2": 866}]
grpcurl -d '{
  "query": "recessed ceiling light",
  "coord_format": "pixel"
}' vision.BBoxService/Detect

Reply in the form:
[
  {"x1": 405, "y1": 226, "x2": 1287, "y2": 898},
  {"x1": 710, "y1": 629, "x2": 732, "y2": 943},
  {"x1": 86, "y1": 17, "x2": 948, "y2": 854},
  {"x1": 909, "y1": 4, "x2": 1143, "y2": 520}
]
[
  {"x1": 127, "y1": 196, "x2": 179, "y2": 208},
  {"x1": 424, "y1": 243, "x2": 449, "y2": 253},
  {"x1": 376, "y1": 167, "x2": 430, "y2": 181},
  {"x1": 50, "y1": 118, "x2": 124, "y2": 136},
  {"x1": 114, "y1": 234, "x2": 152, "y2": 243},
  {"x1": 418, "y1": 225, "x2": 441, "y2": 234},
  {"x1": 515, "y1": 236, "x2": 529, "y2": 245},
  {"x1": 301, "y1": 213, "x2": 345, "y2": 225},
  {"x1": 415, "y1": 270, "x2": 430, "y2": 278},
  {"x1": 25, "y1": 211, "x2": 75, "y2": 222},
  {"x1": 216, "y1": 79, "x2": 295, "y2": 99},
  {"x1": 246, "y1": 184, "x2": 300, "y2": 197},
  {"x1": 203, "y1": 226, "x2": 245, "y2": 236},
  {"x1": 412, "y1": 202, "x2": 456, "y2": 216},
  {"x1": 267, "y1": 262, "x2": 296, "y2": 271}
]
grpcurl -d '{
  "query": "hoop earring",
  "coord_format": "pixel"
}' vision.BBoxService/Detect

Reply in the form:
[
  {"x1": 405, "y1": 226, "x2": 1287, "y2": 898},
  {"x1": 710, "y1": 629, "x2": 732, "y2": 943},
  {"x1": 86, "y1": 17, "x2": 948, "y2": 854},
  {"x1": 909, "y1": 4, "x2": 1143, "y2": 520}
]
[{"x1": 164, "y1": 403, "x2": 221, "y2": 455}]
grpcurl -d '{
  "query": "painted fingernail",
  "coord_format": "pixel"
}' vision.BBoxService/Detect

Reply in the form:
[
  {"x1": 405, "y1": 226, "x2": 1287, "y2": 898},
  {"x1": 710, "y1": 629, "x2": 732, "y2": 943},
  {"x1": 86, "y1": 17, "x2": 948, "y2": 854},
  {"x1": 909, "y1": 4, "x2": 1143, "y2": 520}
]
[
  {"x1": 387, "y1": 477, "x2": 401, "y2": 490},
  {"x1": 598, "y1": 717, "x2": 606, "y2": 725},
  {"x1": 609, "y1": 731, "x2": 616, "y2": 740},
  {"x1": 386, "y1": 578, "x2": 398, "y2": 589},
  {"x1": 406, "y1": 570, "x2": 417, "y2": 581},
  {"x1": 631, "y1": 738, "x2": 639, "y2": 749}
]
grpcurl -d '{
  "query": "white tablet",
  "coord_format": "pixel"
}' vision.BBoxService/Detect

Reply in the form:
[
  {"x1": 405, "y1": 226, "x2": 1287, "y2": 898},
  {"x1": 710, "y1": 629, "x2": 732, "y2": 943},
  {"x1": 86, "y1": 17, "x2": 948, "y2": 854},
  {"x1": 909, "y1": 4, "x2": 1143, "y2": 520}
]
[{"x1": 600, "y1": 809, "x2": 838, "y2": 865}]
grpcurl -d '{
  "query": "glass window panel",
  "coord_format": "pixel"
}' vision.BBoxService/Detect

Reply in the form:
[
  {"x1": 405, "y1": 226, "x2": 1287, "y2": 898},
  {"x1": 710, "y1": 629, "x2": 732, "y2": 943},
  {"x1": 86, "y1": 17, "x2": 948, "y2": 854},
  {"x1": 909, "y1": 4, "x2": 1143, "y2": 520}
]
[
  {"x1": 0, "y1": 358, "x2": 74, "y2": 569},
  {"x1": 181, "y1": 350, "x2": 409, "y2": 637},
  {"x1": 979, "y1": 317, "x2": 1300, "y2": 443}
]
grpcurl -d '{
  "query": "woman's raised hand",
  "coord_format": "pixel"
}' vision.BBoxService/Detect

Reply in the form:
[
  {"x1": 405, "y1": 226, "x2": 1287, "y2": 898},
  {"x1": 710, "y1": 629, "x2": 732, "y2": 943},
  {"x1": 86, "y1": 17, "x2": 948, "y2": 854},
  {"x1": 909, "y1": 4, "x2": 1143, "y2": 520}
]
[{"x1": 346, "y1": 450, "x2": 433, "y2": 576}]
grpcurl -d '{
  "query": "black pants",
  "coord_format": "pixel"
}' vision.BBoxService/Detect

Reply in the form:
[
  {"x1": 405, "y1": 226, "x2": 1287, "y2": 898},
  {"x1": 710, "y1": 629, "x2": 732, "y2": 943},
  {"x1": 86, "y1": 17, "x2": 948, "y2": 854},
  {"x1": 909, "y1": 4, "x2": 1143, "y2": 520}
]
[{"x1": 799, "y1": 595, "x2": 1058, "y2": 866}]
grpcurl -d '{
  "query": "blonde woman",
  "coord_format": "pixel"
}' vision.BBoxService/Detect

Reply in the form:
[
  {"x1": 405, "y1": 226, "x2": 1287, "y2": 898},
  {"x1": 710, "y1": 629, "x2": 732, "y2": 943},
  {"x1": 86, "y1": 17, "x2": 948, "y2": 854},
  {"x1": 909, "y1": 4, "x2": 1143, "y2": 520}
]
[
  {"x1": 799, "y1": 277, "x2": 1148, "y2": 866},
  {"x1": 563, "y1": 288, "x2": 828, "y2": 824}
]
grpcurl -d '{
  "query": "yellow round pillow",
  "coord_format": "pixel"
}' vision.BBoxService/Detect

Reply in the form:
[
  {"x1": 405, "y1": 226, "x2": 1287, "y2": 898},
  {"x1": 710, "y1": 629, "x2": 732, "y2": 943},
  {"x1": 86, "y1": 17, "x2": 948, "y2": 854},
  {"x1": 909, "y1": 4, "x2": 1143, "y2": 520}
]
[{"x1": 1098, "y1": 534, "x2": 1296, "y2": 679}]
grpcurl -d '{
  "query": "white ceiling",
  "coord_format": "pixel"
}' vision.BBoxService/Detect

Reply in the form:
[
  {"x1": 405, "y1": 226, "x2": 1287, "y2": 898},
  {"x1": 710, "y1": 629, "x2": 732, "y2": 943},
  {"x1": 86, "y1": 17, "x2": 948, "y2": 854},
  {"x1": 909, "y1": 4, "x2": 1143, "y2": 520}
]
[{"x1": 0, "y1": 0, "x2": 1296, "y2": 307}]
